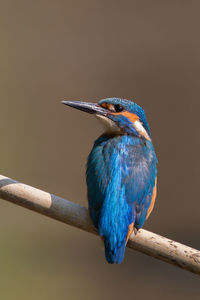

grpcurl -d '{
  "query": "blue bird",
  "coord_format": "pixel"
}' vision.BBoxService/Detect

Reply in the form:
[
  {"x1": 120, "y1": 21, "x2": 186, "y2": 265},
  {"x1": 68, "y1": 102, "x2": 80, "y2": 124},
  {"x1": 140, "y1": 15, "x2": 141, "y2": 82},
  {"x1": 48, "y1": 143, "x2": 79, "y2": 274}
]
[{"x1": 62, "y1": 98, "x2": 157, "y2": 264}]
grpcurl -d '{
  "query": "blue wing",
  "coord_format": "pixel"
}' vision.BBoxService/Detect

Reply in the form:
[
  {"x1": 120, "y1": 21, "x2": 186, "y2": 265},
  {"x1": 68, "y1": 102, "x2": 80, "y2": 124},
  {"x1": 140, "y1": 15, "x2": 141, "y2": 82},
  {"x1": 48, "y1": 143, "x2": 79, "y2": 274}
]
[
  {"x1": 121, "y1": 138, "x2": 157, "y2": 229},
  {"x1": 86, "y1": 135, "x2": 157, "y2": 263}
]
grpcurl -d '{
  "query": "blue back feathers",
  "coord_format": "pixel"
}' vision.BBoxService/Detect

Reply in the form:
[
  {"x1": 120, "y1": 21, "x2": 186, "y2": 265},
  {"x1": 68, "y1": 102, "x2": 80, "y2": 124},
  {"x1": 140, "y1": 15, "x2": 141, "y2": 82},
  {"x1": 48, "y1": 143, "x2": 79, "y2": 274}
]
[{"x1": 87, "y1": 122, "x2": 157, "y2": 263}]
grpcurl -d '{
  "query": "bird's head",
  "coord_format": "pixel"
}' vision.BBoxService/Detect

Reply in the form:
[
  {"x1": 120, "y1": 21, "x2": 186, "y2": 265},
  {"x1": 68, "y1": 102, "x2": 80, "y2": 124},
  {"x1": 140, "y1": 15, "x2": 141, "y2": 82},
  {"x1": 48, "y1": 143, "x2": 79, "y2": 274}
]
[{"x1": 62, "y1": 98, "x2": 151, "y2": 141}]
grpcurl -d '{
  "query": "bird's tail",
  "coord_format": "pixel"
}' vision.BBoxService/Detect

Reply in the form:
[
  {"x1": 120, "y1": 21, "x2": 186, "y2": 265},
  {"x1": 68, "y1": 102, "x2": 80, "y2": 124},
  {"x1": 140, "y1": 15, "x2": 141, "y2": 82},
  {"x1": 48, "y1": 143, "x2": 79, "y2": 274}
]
[{"x1": 104, "y1": 239, "x2": 126, "y2": 264}]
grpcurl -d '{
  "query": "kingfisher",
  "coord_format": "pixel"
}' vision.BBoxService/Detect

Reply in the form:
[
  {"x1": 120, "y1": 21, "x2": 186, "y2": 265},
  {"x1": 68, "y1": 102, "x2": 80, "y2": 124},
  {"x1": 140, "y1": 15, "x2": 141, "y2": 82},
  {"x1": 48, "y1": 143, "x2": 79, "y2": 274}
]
[{"x1": 62, "y1": 98, "x2": 157, "y2": 264}]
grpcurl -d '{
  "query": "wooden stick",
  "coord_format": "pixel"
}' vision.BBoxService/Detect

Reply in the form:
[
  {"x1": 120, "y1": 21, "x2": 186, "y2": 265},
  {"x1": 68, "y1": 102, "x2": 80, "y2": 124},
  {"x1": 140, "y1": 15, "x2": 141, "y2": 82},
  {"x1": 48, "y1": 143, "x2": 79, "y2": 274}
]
[{"x1": 0, "y1": 174, "x2": 199, "y2": 274}]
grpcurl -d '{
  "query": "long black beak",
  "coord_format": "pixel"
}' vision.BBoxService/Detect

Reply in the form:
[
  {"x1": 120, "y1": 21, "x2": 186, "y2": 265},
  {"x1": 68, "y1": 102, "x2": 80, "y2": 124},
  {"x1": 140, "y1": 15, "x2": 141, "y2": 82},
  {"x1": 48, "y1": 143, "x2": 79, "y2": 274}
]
[{"x1": 62, "y1": 101, "x2": 108, "y2": 116}]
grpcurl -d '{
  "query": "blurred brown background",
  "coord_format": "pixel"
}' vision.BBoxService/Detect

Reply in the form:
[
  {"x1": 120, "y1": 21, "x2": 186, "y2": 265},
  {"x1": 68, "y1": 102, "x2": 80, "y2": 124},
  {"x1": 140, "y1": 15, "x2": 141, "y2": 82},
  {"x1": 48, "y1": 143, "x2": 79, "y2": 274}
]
[{"x1": 0, "y1": 0, "x2": 200, "y2": 299}]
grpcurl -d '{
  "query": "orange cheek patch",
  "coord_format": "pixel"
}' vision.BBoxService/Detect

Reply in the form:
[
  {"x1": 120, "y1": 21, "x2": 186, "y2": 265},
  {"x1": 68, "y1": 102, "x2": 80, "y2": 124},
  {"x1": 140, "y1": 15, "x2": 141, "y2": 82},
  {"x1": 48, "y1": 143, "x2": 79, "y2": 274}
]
[
  {"x1": 116, "y1": 111, "x2": 139, "y2": 124},
  {"x1": 100, "y1": 104, "x2": 139, "y2": 124}
]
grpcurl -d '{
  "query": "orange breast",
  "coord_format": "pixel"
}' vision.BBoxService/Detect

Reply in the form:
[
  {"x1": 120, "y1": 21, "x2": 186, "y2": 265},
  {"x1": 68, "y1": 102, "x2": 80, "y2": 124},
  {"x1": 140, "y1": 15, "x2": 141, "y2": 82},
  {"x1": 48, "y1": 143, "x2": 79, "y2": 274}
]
[
  {"x1": 126, "y1": 223, "x2": 134, "y2": 243},
  {"x1": 146, "y1": 177, "x2": 157, "y2": 220}
]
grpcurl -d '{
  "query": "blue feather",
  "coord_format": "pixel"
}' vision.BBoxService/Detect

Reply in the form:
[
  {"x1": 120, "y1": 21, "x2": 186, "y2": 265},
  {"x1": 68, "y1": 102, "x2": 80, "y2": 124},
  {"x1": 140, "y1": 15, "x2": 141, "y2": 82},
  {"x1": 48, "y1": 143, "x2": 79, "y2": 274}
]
[{"x1": 86, "y1": 134, "x2": 157, "y2": 263}]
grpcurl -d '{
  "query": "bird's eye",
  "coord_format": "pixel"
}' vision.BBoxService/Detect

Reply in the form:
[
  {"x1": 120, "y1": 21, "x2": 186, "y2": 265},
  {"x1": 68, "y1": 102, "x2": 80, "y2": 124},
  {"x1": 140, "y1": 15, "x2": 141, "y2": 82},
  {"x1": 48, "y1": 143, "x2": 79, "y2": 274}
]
[{"x1": 114, "y1": 104, "x2": 124, "y2": 112}]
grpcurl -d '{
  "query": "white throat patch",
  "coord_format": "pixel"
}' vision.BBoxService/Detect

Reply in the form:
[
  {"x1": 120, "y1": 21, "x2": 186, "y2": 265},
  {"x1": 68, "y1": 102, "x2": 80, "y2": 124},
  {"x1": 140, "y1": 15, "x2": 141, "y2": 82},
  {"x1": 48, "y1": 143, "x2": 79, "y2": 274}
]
[{"x1": 95, "y1": 115, "x2": 121, "y2": 134}]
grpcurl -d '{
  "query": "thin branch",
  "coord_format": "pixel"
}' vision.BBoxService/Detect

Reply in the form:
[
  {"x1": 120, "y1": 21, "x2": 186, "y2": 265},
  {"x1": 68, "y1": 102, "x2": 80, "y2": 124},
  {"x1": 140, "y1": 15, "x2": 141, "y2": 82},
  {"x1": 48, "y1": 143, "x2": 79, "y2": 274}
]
[{"x1": 0, "y1": 175, "x2": 199, "y2": 275}]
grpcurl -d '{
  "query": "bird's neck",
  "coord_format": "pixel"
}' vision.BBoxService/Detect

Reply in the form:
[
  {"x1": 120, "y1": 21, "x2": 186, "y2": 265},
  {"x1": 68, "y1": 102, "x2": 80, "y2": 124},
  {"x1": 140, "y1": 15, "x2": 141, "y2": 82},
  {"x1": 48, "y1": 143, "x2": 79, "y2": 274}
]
[{"x1": 94, "y1": 133, "x2": 148, "y2": 149}]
